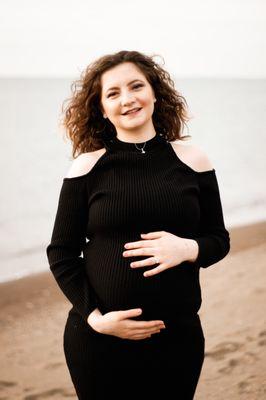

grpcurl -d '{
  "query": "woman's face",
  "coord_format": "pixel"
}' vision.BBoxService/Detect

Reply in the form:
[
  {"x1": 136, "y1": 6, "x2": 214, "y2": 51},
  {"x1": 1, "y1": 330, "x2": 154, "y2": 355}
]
[{"x1": 100, "y1": 62, "x2": 156, "y2": 134}]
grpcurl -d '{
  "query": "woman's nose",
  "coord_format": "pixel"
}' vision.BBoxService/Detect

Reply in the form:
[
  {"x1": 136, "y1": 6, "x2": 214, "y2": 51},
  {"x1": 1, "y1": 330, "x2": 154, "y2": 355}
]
[{"x1": 121, "y1": 92, "x2": 135, "y2": 105}]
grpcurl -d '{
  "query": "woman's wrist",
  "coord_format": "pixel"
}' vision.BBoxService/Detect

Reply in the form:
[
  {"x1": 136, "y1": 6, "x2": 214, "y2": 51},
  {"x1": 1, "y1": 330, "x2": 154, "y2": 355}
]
[
  {"x1": 87, "y1": 307, "x2": 102, "y2": 328},
  {"x1": 183, "y1": 239, "x2": 199, "y2": 263}
]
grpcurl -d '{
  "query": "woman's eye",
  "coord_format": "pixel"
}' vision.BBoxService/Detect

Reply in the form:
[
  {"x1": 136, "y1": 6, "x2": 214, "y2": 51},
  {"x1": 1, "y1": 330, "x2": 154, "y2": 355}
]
[
  {"x1": 132, "y1": 84, "x2": 143, "y2": 89},
  {"x1": 107, "y1": 84, "x2": 143, "y2": 98}
]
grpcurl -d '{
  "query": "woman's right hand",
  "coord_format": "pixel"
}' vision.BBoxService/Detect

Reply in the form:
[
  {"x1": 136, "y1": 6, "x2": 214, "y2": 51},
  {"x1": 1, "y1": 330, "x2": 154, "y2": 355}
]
[{"x1": 87, "y1": 308, "x2": 166, "y2": 340}]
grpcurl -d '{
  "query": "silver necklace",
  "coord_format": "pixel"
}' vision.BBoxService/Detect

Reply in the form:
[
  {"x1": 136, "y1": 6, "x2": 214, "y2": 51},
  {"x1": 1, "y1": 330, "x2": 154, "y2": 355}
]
[{"x1": 134, "y1": 142, "x2": 146, "y2": 154}]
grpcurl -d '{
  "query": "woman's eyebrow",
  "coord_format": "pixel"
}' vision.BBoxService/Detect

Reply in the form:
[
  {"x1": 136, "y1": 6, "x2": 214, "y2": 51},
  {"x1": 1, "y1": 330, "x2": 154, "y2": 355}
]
[{"x1": 106, "y1": 79, "x2": 144, "y2": 92}]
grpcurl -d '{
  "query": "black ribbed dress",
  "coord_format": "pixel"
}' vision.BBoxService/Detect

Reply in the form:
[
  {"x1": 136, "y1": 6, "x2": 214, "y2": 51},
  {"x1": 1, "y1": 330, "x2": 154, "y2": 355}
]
[{"x1": 46, "y1": 132, "x2": 230, "y2": 400}]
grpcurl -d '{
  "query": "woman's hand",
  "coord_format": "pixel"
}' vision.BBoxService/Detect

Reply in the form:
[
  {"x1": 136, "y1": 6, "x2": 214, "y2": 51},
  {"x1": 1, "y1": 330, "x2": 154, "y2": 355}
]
[
  {"x1": 87, "y1": 308, "x2": 166, "y2": 340},
  {"x1": 123, "y1": 231, "x2": 199, "y2": 277}
]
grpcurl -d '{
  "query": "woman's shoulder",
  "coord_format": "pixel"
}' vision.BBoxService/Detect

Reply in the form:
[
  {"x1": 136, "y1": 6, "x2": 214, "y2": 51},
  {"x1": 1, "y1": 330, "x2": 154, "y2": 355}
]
[
  {"x1": 65, "y1": 148, "x2": 107, "y2": 179},
  {"x1": 169, "y1": 140, "x2": 214, "y2": 173}
]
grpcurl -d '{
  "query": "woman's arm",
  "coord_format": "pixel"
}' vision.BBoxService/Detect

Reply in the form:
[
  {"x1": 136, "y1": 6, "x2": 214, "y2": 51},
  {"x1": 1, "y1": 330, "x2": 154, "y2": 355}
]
[
  {"x1": 46, "y1": 156, "x2": 100, "y2": 322},
  {"x1": 171, "y1": 143, "x2": 230, "y2": 269},
  {"x1": 192, "y1": 169, "x2": 230, "y2": 268}
]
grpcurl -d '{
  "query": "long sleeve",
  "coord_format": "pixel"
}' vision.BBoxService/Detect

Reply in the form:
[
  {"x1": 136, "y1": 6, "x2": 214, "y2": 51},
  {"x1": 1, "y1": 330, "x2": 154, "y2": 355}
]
[
  {"x1": 193, "y1": 169, "x2": 230, "y2": 268},
  {"x1": 46, "y1": 176, "x2": 99, "y2": 322}
]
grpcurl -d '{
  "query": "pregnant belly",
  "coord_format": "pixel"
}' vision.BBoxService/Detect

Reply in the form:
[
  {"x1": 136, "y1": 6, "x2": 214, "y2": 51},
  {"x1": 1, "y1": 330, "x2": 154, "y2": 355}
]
[
  {"x1": 83, "y1": 237, "x2": 201, "y2": 318},
  {"x1": 83, "y1": 237, "x2": 162, "y2": 312}
]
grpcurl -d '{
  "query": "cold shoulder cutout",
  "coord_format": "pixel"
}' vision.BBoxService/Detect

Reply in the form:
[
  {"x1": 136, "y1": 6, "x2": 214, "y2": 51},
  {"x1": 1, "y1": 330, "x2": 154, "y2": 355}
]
[
  {"x1": 64, "y1": 149, "x2": 107, "y2": 181},
  {"x1": 168, "y1": 142, "x2": 214, "y2": 174},
  {"x1": 63, "y1": 149, "x2": 107, "y2": 182}
]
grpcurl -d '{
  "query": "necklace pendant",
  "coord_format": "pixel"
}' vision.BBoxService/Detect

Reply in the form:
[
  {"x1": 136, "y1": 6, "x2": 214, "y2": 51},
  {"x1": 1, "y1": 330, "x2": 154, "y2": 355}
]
[{"x1": 141, "y1": 149, "x2": 146, "y2": 154}]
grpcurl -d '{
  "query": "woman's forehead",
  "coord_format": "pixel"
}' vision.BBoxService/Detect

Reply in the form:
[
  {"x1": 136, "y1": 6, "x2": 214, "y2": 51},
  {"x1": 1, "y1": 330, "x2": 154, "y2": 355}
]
[{"x1": 100, "y1": 63, "x2": 147, "y2": 91}]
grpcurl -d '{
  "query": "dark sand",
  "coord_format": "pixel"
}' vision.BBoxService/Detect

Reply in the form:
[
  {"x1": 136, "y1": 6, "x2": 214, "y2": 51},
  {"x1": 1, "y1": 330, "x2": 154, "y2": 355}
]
[{"x1": 0, "y1": 221, "x2": 266, "y2": 399}]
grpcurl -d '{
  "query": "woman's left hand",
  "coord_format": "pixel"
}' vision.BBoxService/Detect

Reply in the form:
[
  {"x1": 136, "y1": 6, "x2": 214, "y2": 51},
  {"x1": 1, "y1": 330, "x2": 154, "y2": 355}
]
[{"x1": 122, "y1": 231, "x2": 197, "y2": 277}]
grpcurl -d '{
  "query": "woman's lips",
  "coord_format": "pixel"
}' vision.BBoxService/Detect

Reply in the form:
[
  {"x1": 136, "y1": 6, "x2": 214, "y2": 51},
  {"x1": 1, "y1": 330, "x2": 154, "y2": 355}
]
[{"x1": 123, "y1": 108, "x2": 142, "y2": 116}]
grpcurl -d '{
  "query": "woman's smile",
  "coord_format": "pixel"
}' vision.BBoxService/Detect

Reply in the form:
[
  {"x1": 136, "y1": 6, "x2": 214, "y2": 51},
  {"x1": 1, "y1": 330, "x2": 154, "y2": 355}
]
[{"x1": 123, "y1": 107, "x2": 143, "y2": 117}]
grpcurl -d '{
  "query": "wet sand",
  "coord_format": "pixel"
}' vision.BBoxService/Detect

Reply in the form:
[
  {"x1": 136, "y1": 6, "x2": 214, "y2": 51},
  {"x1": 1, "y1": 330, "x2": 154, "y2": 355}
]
[{"x1": 0, "y1": 221, "x2": 266, "y2": 399}]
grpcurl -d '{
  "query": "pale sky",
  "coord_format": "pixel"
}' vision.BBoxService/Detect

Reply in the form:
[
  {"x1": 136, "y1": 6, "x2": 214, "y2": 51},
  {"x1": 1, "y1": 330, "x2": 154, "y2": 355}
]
[{"x1": 0, "y1": 0, "x2": 265, "y2": 78}]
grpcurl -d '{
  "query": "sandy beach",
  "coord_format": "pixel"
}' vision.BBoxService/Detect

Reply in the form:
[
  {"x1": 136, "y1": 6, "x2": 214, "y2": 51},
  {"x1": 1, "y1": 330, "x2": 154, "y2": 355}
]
[{"x1": 0, "y1": 221, "x2": 266, "y2": 400}]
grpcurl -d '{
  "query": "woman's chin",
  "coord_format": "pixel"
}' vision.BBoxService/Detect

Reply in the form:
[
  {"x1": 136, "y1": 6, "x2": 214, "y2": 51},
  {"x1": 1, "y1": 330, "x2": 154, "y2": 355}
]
[{"x1": 121, "y1": 116, "x2": 150, "y2": 128}]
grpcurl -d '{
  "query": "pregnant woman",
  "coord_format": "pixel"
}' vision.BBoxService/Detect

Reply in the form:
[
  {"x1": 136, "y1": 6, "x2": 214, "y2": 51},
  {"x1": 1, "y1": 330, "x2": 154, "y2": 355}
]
[{"x1": 46, "y1": 50, "x2": 230, "y2": 399}]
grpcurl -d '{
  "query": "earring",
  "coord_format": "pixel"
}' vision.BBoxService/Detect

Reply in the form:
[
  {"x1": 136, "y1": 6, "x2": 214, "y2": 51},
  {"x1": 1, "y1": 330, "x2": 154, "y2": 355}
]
[{"x1": 154, "y1": 98, "x2": 156, "y2": 102}]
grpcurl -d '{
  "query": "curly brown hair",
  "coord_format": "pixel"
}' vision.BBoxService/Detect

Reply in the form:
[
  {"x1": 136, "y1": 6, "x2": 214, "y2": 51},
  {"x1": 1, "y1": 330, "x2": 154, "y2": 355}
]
[{"x1": 60, "y1": 50, "x2": 192, "y2": 158}]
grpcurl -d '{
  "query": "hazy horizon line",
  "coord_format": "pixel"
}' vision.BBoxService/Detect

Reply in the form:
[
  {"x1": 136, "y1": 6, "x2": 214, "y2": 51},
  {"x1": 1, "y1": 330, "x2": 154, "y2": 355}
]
[{"x1": 0, "y1": 75, "x2": 265, "y2": 80}]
